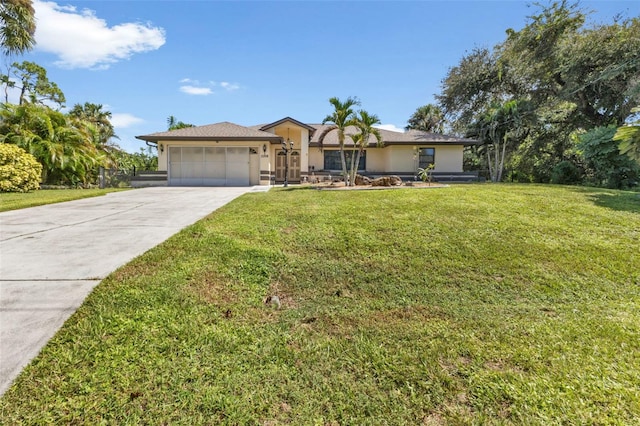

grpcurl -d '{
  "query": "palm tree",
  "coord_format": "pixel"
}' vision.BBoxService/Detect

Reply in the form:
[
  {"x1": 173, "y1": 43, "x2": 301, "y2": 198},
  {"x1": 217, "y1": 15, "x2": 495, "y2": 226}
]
[
  {"x1": 167, "y1": 115, "x2": 194, "y2": 130},
  {"x1": 406, "y1": 104, "x2": 446, "y2": 133},
  {"x1": 467, "y1": 99, "x2": 530, "y2": 182},
  {"x1": 0, "y1": 102, "x2": 107, "y2": 185},
  {"x1": 68, "y1": 102, "x2": 117, "y2": 146},
  {"x1": 0, "y1": 0, "x2": 36, "y2": 57},
  {"x1": 348, "y1": 110, "x2": 383, "y2": 185},
  {"x1": 317, "y1": 96, "x2": 360, "y2": 185}
]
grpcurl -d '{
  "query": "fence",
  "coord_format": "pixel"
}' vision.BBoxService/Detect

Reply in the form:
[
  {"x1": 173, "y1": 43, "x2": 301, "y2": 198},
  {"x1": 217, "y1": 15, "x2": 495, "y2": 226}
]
[{"x1": 98, "y1": 167, "x2": 133, "y2": 189}]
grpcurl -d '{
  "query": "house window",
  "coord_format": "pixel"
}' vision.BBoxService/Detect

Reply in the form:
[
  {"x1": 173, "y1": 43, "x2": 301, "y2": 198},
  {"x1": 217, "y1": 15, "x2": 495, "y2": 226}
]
[
  {"x1": 418, "y1": 148, "x2": 435, "y2": 168},
  {"x1": 324, "y1": 150, "x2": 366, "y2": 171}
]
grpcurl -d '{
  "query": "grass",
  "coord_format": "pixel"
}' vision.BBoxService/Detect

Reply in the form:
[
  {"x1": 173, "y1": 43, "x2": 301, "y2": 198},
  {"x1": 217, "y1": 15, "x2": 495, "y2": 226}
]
[
  {"x1": 0, "y1": 188, "x2": 129, "y2": 212},
  {"x1": 1, "y1": 184, "x2": 639, "y2": 424}
]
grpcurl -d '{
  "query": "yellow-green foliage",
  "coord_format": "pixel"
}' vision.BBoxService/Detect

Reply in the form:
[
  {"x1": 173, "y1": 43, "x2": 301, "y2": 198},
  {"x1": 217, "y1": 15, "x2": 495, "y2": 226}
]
[{"x1": 0, "y1": 143, "x2": 42, "y2": 192}]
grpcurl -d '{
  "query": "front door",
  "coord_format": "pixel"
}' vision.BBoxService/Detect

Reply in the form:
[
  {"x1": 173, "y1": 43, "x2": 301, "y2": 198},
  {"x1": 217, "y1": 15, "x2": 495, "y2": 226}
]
[
  {"x1": 276, "y1": 151, "x2": 286, "y2": 182},
  {"x1": 289, "y1": 151, "x2": 300, "y2": 181},
  {"x1": 275, "y1": 151, "x2": 301, "y2": 183}
]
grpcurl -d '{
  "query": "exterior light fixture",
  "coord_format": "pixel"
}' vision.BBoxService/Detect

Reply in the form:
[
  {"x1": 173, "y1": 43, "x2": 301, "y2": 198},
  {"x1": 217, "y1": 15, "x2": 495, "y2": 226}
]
[
  {"x1": 262, "y1": 144, "x2": 267, "y2": 154},
  {"x1": 159, "y1": 143, "x2": 164, "y2": 153}
]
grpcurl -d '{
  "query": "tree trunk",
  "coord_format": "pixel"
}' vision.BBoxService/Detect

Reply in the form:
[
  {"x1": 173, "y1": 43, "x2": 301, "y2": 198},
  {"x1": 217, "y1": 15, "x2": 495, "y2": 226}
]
[
  {"x1": 339, "y1": 148, "x2": 349, "y2": 186},
  {"x1": 348, "y1": 145, "x2": 358, "y2": 186},
  {"x1": 493, "y1": 142, "x2": 500, "y2": 182},
  {"x1": 338, "y1": 132, "x2": 349, "y2": 186},
  {"x1": 486, "y1": 146, "x2": 494, "y2": 182},
  {"x1": 351, "y1": 147, "x2": 364, "y2": 186},
  {"x1": 19, "y1": 85, "x2": 27, "y2": 105},
  {"x1": 498, "y1": 136, "x2": 508, "y2": 182}
]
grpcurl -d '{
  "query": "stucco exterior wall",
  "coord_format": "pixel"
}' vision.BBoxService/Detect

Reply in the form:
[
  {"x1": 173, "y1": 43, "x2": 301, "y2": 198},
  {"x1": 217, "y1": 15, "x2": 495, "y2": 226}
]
[
  {"x1": 365, "y1": 149, "x2": 386, "y2": 173},
  {"x1": 387, "y1": 146, "x2": 416, "y2": 172},
  {"x1": 308, "y1": 146, "x2": 323, "y2": 172},
  {"x1": 300, "y1": 128, "x2": 309, "y2": 176},
  {"x1": 381, "y1": 145, "x2": 464, "y2": 173},
  {"x1": 157, "y1": 143, "x2": 168, "y2": 171}
]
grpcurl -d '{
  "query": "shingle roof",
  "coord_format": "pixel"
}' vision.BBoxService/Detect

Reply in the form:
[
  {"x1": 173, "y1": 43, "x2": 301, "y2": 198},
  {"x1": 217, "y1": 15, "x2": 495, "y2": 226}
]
[
  {"x1": 308, "y1": 124, "x2": 479, "y2": 146},
  {"x1": 136, "y1": 122, "x2": 283, "y2": 142},
  {"x1": 137, "y1": 119, "x2": 479, "y2": 146}
]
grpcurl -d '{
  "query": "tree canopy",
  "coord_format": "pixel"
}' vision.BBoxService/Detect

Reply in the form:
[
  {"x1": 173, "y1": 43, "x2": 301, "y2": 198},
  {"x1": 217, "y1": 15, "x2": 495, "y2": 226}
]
[
  {"x1": 0, "y1": 0, "x2": 36, "y2": 57},
  {"x1": 2, "y1": 61, "x2": 66, "y2": 107},
  {"x1": 437, "y1": 0, "x2": 640, "y2": 186},
  {"x1": 406, "y1": 104, "x2": 446, "y2": 133}
]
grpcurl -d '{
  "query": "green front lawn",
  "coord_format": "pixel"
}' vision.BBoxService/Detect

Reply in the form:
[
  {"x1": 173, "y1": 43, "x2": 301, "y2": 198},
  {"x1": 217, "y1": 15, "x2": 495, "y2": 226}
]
[
  {"x1": 0, "y1": 188, "x2": 129, "y2": 212},
  {"x1": 1, "y1": 184, "x2": 639, "y2": 424}
]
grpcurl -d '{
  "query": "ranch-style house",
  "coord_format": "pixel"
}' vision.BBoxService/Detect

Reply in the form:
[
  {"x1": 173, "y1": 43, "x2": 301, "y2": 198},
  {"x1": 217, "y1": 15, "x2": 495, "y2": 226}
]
[{"x1": 135, "y1": 117, "x2": 480, "y2": 186}]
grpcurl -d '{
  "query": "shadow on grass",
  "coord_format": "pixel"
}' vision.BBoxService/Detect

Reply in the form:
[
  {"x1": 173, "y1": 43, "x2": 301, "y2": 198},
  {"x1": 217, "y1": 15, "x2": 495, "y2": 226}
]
[
  {"x1": 274, "y1": 186, "x2": 317, "y2": 192},
  {"x1": 569, "y1": 186, "x2": 640, "y2": 213}
]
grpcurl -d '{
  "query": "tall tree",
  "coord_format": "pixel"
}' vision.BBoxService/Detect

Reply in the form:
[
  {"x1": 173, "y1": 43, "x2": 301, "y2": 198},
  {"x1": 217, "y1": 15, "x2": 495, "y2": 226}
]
[
  {"x1": 438, "y1": 1, "x2": 640, "y2": 184},
  {"x1": 500, "y1": 2, "x2": 640, "y2": 128},
  {"x1": 466, "y1": 100, "x2": 532, "y2": 182},
  {"x1": 0, "y1": 0, "x2": 36, "y2": 57},
  {"x1": 348, "y1": 110, "x2": 383, "y2": 186},
  {"x1": 317, "y1": 96, "x2": 360, "y2": 185},
  {"x1": 1, "y1": 61, "x2": 65, "y2": 107},
  {"x1": 406, "y1": 104, "x2": 446, "y2": 133},
  {"x1": 437, "y1": 47, "x2": 514, "y2": 134}
]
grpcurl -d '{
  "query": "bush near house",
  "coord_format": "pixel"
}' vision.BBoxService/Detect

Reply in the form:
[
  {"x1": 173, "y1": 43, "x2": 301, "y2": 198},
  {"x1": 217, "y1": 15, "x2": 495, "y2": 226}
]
[{"x1": 0, "y1": 143, "x2": 42, "y2": 192}]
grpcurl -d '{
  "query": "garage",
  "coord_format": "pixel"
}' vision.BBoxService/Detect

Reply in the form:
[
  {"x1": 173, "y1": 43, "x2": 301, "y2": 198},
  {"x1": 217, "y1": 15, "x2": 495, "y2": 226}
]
[{"x1": 169, "y1": 146, "x2": 250, "y2": 186}]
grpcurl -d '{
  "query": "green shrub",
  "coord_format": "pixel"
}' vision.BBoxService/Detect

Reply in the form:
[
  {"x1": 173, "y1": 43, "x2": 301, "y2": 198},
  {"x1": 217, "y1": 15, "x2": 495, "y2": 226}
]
[
  {"x1": 578, "y1": 126, "x2": 640, "y2": 189},
  {"x1": 0, "y1": 143, "x2": 42, "y2": 192},
  {"x1": 551, "y1": 160, "x2": 583, "y2": 184}
]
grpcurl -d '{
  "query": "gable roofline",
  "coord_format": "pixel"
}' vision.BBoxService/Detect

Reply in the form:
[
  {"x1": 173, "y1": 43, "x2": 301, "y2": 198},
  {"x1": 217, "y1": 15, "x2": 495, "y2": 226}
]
[{"x1": 259, "y1": 117, "x2": 316, "y2": 133}]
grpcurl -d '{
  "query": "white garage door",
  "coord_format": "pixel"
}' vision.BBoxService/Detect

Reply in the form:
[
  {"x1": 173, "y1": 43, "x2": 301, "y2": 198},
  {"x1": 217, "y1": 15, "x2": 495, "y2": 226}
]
[{"x1": 169, "y1": 146, "x2": 250, "y2": 186}]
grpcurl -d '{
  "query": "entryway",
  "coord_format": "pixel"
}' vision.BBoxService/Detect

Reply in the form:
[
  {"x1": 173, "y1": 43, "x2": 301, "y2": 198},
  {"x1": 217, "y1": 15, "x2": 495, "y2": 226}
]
[{"x1": 275, "y1": 151, "x2": 301, "y2": 183}]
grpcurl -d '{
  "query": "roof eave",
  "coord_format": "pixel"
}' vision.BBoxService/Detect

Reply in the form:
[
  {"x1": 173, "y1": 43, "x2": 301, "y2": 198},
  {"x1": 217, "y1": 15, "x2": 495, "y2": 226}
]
[
  {"x1": 309, "y1": 140, "x2": 480, "y2": 147},
  {"x1": 136, "y1": 135, "x2": 284, "y2": 142}
]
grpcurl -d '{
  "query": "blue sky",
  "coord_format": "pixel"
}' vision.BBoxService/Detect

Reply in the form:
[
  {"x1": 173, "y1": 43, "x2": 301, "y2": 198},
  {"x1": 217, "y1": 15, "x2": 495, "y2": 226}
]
[{"x1": 10, "y1": 0, "x2": 639, "y2": 152}]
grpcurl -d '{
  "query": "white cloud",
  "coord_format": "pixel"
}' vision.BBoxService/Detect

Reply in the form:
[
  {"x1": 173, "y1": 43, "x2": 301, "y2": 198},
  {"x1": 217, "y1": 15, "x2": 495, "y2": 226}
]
[
  {"x1": 178, "y1": 79, "x2": 241, "y2": 95},
  {"x1": 110, "y1": 113, "x2": 144, "y2": 128},
  {"x1": 220, "y1": 81, "x2": 240, "y2": 91},
  {"x1": 179, "y1": 85, "x2": 213, "y2": 96},
  {"x1": 375, "y1": 124, "x2": 405, "y2": 133},
  {"x1": 33, "y1": 0, "x2": 166, "y2": 69}
]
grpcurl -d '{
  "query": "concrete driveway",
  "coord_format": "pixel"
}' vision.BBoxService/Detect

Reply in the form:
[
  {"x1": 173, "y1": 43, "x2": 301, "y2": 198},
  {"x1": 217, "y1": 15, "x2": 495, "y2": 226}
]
[{"x1": 0, "y1": 186, "x2": 265, "y2": 395}]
